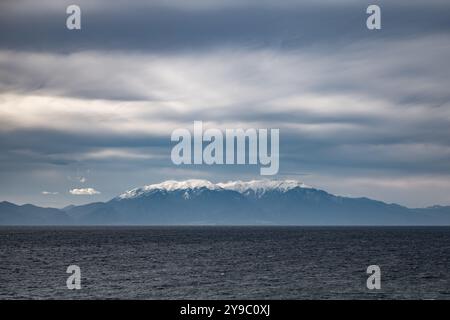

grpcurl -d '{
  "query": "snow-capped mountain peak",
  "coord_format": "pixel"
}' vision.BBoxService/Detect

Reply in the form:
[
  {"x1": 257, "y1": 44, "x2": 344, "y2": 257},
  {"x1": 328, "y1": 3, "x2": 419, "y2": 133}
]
[
  {"x1": 117, "y1": 179, "x2": 311, "y2": 199},
  {"x1": 117, "y1": 179, "x2": 220, "y2": 199}
]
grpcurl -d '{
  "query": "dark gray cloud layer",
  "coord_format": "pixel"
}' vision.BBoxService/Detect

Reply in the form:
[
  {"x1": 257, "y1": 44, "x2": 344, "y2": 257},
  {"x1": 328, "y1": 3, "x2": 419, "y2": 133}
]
[{"x1": 1, "y1": 1, "x2": 450, "y2": 52}]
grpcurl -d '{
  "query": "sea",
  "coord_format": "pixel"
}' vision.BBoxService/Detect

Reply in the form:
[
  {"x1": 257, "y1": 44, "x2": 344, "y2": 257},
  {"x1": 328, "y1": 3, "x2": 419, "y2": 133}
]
[{"x1": 1, "y1": 226, "x2": 449, "y2": 299}]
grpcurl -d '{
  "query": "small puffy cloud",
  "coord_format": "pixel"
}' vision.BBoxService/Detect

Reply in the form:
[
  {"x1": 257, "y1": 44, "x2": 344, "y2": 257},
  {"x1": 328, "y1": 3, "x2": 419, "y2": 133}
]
[
  {"x1": 42, "y1": 191, "x2": 58, "y2": 195},
  {"x1": 69, "y1": 188, "x2": 101, "y2": 195}
]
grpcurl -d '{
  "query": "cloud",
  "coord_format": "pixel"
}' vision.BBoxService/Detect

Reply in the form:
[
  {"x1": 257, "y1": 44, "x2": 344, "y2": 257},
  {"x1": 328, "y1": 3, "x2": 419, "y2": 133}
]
[
  {"x1": 42, "y1": 191, "x2": 59, "y2": 195},
  {"x1": 1, "y1": 0, "x2": 450, "y2": 53},
  {"x1": 69, "y1": 188, "x2": 101, "y2": 195},
  {"x1": 1, "y1": 35, "x2": 449, "y2": 150}
]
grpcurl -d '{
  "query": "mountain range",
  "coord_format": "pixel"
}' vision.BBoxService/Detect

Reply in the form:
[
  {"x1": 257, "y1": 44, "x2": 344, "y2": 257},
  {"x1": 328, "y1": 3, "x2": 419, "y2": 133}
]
[{"x1": 1, "y1": 179, "x2": 450, "y2": 225}]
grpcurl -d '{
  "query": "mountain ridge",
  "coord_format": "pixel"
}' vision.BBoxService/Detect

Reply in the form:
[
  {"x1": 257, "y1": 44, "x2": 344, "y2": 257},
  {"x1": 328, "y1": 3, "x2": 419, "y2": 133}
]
[
  {"x1": 1, "y1": 179, "x2": 450, "y2": 225},
  {"x1": 116, "y1": 179, "x2": 312, "y2": 200}
]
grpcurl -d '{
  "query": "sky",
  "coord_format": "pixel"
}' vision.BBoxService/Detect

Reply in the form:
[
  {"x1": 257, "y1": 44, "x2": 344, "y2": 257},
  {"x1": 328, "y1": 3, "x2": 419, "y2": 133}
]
[{"x1": 0, "y1": 0, "x2": 449, "y2": 208}]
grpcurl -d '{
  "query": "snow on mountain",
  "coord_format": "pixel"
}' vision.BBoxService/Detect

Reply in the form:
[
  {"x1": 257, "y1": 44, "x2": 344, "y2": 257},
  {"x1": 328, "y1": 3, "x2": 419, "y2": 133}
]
[
  {"x1": 3, "y1": 180, "x2": 450, "y2": 225},
  {"x1": 117, "y1": 179, "x2": 312, "y2": 200},
  {"x1": 217, "y1": 180, "x2": 311, "y2": 196},
  {"x1": 117, "y1": 179, "x2": 220, "y2": 199}
]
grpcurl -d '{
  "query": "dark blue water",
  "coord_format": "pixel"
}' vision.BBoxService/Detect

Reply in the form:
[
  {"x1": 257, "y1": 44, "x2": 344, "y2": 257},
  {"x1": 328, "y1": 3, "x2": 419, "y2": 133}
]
[{"x1": 1, "y1": 226, "x2": 449, "y2": 299}]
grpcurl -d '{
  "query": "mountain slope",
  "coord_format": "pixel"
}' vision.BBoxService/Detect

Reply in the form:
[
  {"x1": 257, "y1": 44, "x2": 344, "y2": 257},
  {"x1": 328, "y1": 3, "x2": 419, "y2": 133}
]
[{"x1": 0, "y1": 201, "x2": 70, "y2": 225}]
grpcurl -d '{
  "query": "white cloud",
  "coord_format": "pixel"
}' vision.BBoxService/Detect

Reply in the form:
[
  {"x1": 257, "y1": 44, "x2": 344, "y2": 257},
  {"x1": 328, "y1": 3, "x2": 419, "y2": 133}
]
[
  {"x1": 69, "y1": 188, "x2": 101, "y2": 195},
  {"x1": 79, "y1": 149, "x2": 158, "y2": 161},
  {"x1": 41, "y1": 191, "x2": 58, "y2": 195}
]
